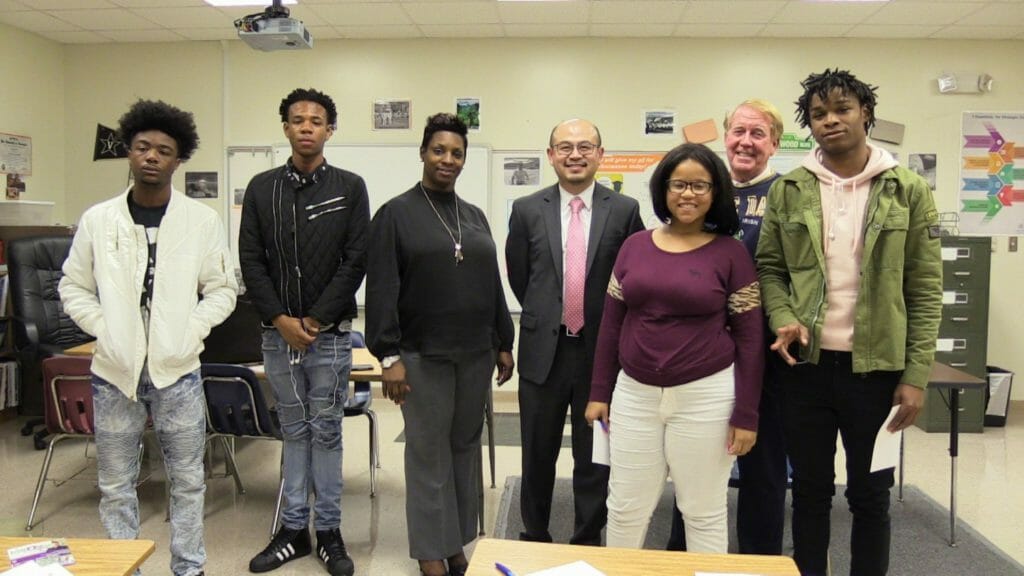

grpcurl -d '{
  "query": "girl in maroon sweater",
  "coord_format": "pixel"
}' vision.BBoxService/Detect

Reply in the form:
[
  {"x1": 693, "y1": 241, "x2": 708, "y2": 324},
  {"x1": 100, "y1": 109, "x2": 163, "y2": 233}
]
[{"x1": 585, "y1": 143, "x2": 763, "y2": 552}]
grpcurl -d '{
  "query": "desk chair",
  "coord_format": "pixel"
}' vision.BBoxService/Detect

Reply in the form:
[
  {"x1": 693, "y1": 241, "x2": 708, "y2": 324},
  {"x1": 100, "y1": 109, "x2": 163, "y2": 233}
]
[
  {"x1": 344, "y1": 331, "x2": 380, "y2": 497},
  {"x1": 200, "y1": 363, "x2": 284, "y2": 537},
  {"x1": 6, "y1": 236, "x2": 93, "y2": 446},
  {"x1": 26, "y1": 356, "x2": 147, "y2": 531}
]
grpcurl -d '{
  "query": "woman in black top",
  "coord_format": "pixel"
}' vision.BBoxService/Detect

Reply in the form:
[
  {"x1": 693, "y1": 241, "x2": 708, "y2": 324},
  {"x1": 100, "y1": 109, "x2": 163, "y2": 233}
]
[{"x1": 366, "y1": 113, "x2": 515, "y2": 576}]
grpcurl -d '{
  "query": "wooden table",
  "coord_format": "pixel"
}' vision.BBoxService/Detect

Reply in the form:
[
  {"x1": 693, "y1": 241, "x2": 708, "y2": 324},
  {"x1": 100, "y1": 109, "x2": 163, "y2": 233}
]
[
  {"x1": 467, "y1": 538, "x2": 800, "y2": 575},
  {"x1": 64, "y1": 342, "x2": 382, "y2": 382},
  {"x1": 0, "y1": 537, "x2": 154, "y2": 576}
]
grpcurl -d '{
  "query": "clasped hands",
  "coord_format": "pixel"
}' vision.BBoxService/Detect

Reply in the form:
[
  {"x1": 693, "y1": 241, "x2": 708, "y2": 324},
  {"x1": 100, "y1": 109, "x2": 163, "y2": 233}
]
[{"x1": 382, "y1": 351, "x2": 515, "y2": 406}]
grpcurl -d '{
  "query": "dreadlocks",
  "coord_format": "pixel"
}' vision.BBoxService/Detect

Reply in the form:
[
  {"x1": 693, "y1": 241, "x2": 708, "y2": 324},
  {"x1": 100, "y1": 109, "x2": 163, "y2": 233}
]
[{"x1": 795, "y1": 68, "x2": 878, "y2": 133}]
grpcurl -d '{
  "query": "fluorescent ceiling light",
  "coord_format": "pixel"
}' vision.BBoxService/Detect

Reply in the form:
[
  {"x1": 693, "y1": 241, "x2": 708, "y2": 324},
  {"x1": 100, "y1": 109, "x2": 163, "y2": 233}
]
[{"x1": 205, "y1": 0, "x2": 297, "y2": 7}]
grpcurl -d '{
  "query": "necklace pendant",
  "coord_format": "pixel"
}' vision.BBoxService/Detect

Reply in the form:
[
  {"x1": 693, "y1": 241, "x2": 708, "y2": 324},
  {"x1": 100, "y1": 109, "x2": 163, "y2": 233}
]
[{"x1": 454, "y1": 243, "x2": 464, "y2": 264}]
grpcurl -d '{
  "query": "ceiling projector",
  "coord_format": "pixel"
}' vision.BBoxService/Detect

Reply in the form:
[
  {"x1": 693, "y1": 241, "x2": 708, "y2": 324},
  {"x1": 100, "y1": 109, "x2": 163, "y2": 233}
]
[{"x1": 235, "y1": 1, "x2": 313, "y2": 51}]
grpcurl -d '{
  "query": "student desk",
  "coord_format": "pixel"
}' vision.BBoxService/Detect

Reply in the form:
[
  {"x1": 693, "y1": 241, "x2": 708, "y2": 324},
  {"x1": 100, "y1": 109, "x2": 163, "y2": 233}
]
[
  {"x1": 899, "y1": 362, "x2": 987, "y2": 547},
  {"x1": 0, "y1": 537, "x2": 154, "y2": 575},
  {"x1": 466, "y1": 538, "x2": 800, "y2": 575}
]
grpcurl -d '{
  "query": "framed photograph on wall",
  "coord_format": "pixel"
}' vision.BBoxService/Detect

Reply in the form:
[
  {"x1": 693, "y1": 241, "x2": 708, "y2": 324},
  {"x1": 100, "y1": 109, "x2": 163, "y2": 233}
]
[
  {"x1": 643, "y1": 110, "x2": 676, "y2": 136},
  {"x1": 456, "y1": 97, "x2": 481, "y2": 131},
  {"x1": 373, "y1": 99, "x2": 411, "y2": 130}
]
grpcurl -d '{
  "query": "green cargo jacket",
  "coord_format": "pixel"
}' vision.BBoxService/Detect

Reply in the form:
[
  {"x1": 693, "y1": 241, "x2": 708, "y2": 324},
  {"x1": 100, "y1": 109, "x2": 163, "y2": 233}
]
[{"x1": 755, "y1": 166, "x2": 943, "y2": 389}]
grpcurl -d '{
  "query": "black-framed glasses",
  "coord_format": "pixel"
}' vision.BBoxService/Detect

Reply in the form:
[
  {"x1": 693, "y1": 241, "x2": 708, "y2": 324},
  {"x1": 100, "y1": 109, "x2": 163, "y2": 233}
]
[
  {"x1": 552, "y1": 141, "x2": 598, "y2": 157},
  {"x1": 667, "y1": 179, "x2": 713, "y2": 196}
]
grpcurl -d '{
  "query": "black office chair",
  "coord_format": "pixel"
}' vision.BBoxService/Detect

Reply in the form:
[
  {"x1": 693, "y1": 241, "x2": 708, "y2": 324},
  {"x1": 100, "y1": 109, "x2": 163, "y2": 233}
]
[
  {"x1": 344, "y1": 330, "x2": 380, "y2": 497},
  {"x1": 6, "y1": 235, "x2": 93, "y2": 448}
]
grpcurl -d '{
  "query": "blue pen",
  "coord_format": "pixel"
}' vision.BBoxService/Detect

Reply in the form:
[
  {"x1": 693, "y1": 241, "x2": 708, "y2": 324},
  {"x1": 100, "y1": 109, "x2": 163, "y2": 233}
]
[
  {"x1": 599, "y1": 419, "x2": 609, "y2": 433},
  {"x1": 495, "y1": 562, "x2": 516, "y2": 576}
]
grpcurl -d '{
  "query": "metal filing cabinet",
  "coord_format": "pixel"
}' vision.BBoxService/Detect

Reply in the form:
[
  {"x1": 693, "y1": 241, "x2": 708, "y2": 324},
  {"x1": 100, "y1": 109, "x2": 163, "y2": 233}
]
[{"x1": 916, "y1": 236, "x2": 990, "y2": 433}]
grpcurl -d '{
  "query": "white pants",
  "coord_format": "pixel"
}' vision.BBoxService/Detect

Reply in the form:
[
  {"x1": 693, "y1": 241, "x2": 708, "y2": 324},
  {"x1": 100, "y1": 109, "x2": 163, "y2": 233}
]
[{"x1": 605, "y1": 367, "x2": 736, "y2": 553}]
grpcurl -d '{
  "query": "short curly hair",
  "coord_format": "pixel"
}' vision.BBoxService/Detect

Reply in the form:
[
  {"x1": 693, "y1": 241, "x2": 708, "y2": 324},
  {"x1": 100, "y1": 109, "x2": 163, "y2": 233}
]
[
  {"x1": 118, "y1": 99, "x2": 199, "y2": 161},
  {"x1": 795, "y1": 68, "x2": 878, "y2": 133},
  {"x1": 279, "y1": 88, "x2": 338, "y2": 127},
  {"x1": 421, "y1": 113, "x2": 468, "y2": 150}
]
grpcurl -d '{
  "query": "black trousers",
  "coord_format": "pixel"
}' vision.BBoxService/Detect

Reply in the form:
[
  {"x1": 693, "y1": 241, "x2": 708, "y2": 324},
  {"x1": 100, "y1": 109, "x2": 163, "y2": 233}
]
[
  {"x1": 782, "y1": 350, "x2": 899, "y2": 576},
  {"x1": 518, "y1": 331, "x2": 608, "y2": 545},
  {"x1": 666, "y1": 357, "x2": 788, "y2": 555}
]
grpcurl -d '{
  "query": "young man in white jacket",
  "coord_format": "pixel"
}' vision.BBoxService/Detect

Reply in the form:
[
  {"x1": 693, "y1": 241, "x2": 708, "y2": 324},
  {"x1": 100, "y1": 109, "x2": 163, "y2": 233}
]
[{"x1": 60, "y1": 99, "x2": 237, "y2": 576}]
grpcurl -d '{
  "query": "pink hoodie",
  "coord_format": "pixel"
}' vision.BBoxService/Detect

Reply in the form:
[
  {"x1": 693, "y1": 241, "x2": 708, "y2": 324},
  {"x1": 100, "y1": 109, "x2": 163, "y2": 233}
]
[{"x1": 802, "y1": 144, "x2": 897, "y2": 351}]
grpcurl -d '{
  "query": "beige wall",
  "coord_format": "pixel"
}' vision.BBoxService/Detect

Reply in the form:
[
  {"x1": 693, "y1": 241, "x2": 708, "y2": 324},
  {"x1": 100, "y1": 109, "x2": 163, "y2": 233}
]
[
  {"x1": 14, "y1": 33, "x2": 1024, "y2": 398},
  {"x1": 0, "y1": 23, "x2": 65, "y2": 221}
]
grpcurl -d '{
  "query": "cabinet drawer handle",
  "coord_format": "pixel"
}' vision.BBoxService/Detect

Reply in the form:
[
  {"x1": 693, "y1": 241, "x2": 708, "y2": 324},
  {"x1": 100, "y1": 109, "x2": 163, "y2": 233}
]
[
  {"x1": 950, "y1": 362, "x2": 968, "y2": 367},
  {"x1": 951, "y1": 317, "x2": 969, "y2": 322},
  {"x1": 953, "y1": 271, "x2": 971, "y2": 277}
]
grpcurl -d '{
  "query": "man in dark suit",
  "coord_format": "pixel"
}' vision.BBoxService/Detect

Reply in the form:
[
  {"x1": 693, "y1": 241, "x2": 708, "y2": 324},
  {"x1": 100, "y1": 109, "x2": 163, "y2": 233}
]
[{"x1": 506, "y1": 119, "x2": 645, "y2": 545}]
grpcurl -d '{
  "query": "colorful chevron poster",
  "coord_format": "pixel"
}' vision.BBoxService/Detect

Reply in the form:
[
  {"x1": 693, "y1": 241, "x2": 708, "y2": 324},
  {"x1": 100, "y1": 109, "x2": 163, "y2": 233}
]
[{"x1": 960, "y1": 111, "x2": 1024, "y2": 235}]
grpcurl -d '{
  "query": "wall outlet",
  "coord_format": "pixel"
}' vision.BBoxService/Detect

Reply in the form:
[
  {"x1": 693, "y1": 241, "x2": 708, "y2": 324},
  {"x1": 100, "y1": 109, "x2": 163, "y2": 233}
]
[{"x1": 1010, "y1": 237, "x2": 1018, "y2": 252}]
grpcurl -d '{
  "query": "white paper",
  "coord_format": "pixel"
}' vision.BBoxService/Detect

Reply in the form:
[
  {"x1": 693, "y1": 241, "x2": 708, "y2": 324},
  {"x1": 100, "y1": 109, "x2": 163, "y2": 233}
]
[
  {"x1": 527, "y1": 560, "x2": 606, "y2": 576},
  {"x1": 592, "y1": 423, "x2": 610, "y2": 466},
  {"x1": 870, "y1": 406, "x2": 902, "y2": 473},
  {"x1": 1, "y1": 561, "x2": 73, "y2": 575}
]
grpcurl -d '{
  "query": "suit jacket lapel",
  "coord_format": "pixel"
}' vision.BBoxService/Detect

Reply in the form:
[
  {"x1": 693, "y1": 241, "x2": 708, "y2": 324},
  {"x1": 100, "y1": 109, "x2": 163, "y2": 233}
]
[
  {"x1": 587, "y1": 184, "x2": 612, "y2": 275},
  {"x1": 542, "y1": 186, "x2": 563, "y2": 283}
]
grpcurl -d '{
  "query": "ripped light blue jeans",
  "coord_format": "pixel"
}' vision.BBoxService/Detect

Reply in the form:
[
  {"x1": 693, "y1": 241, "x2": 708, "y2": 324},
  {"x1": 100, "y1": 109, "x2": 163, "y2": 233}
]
[
  {"x1": 93, "y1": 367, "x2": 206, "y2": 576},
  {"x1": 262, "y1": 329, "x2": 351, "y2": 531}
]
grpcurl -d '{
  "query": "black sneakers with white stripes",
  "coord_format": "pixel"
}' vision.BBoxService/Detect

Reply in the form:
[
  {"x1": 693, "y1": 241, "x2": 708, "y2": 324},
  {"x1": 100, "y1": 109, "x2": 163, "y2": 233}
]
[
  {"x1": 249, "y1": 526, "x2": 312, "y2": 573},
  {"x1": 316, "y1": 528, "x2": 355, "y2": 576}
]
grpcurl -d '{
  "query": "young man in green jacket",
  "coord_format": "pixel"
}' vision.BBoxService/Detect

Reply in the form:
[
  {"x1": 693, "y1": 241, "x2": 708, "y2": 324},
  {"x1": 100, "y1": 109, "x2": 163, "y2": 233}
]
[{"x1": 756, "y1": 69, "x2": 942, "y2": 575}]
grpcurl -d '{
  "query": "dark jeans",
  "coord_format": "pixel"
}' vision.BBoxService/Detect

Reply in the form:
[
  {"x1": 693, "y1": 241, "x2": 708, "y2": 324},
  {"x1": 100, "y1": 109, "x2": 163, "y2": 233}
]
[
  {"x1": 782, "y1": 350, "x2": 900, "y2": 576},
  {"x1": 666, "y1": 361, "x2": 788, "y2": 555}
]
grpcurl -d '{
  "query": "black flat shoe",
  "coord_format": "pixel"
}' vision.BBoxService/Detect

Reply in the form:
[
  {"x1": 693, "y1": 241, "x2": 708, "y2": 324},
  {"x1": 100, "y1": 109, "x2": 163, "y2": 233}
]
[{"x1": 448, "y1": 564, "x2": 468, "y2": 576}]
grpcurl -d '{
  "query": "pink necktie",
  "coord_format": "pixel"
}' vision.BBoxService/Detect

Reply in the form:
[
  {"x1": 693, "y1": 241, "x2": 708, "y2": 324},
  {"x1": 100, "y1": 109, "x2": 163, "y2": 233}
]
[{"x1": 564, "y1": 196, "x2": 586, "y2": 334}]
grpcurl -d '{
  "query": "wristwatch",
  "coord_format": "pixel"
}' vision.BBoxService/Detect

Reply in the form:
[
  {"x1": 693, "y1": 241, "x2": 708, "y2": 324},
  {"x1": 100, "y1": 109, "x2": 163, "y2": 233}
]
[{"x1": 381, "y1": 355, "x2": 401, "y2": 369}]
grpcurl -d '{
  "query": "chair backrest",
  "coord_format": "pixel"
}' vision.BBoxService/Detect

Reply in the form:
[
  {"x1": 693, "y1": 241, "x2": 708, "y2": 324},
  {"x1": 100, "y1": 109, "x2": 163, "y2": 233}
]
[
  {"x1": 199, "y1": 294, "x2": 263, "y2": 365},
  {"x1": 351, "y1": 330, "x2": 365, "y2": 349},
  {"x1": 41, "y1": 356, "x2": 94, "y2": 435},
  {"x1": 7, "y1": 236, "x2": 91, "y2": 351},
  {"x1": 201, "y1": 364, "x2": 277, "y2": 438},
  {"x1": 343, "y1": 331, "x2": 371, "y2": 411}
]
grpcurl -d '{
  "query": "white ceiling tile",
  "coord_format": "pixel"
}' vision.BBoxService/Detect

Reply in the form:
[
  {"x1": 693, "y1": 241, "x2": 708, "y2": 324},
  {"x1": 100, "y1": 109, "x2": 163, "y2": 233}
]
[
  {"x1": 35, "y1": 29, "x2": 110, "y2": 42},
  {"x1": 683, "y1": 1, "x2": 786, "y2": 24},
  {"x1": 283, "y1": 6, "x2": 328, "y2": 26},
  {"x1": 0, "y1": 8, "x2": 78, "y2": 30},
  {"x1": 771, "y1": 1, "x2": 885, "y2": 25},
  {"x1": 403, "y1": 2, "x2": 498, "y2": 25},
  {"x1": 844, "y1": 23, "x2": 941, "y2": 38},
  {"x1": 590, "y1": 1, "x2": 685, "y2": 25},
  {"x1": 588, "y1": 23, "x2": 675, "y2": 36},
  {"x1": 957, "y1": 2, "x2": 1024, "y2": 25},
  {"x1": 931, "y1": 24, "x2": 1024, "y2": 39},
  {"x1": 109, "y1": 0, "x2": 205, "y2": 6},
  {"x1": 502, "y1": 23, "x2": 588, "y2": 36},
  {"x1": 420, "y1": 22, "x2": 501, "y2": 36},
  {"x1": 128, "y1": 6, "x2": 230, "y2": 27},
  {"x1": 759, "y1": 23, "x2": 854, "y2": 37},
  {"x1": 174, "y1": 25, "x2": 237, "y2": 39},
  {"x1": 17, "y1": 0, "x2": 115, "y2": 8},
  {"x1": 48, "y1": 7, "x2": 159, "y2": 29},
  {"x1": 334, "y1": 24, "x2": 422, "y2": 38},
  {"x1": 864, "y1": 1, "x2": 984, "y2": 25},
  {"x1": 0, "y1": 0, "x2": 30, "y2": 11},
  {"x1": 100, "y1": 28, "x2": 186, "y2": 41},
  {"x1": 306, "y1": 3, "x2": 412, "y2": 26},
  {"x1": 673, "y1": 22, "x2": 765, "y2": 37},
  {"x1": 498, "y1": 2, "x2": 590, "y2": 25}
]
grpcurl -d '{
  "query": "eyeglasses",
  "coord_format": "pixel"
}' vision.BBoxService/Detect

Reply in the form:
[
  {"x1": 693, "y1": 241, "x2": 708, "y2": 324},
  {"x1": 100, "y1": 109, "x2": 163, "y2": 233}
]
[
  {"x1": 666, "y1": 180, "x2": 713, "y2": 196},
  {"x1": 552, "y1": 141, "x2": 599, "y2": 157}
]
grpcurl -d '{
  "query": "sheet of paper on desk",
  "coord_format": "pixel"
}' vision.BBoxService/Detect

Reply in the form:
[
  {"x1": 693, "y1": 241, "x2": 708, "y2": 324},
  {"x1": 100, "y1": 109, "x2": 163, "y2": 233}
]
[
  {"x1": 592, "y1": 424, "x2": 610, "y2": 466},
  {"x1": 870, "y1": 405, "x2": 901, "y2": 473},
  {"x1": 1, "y1": 560, "x2": 73, "y2": 575},
  {"x1": 352, "y1": 364, "x2": 374, "y2": 371},
  {"x1": 526, "y1": 560, "x2": 606, "y2": 576}
]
